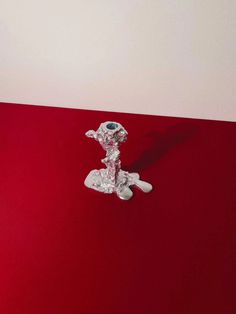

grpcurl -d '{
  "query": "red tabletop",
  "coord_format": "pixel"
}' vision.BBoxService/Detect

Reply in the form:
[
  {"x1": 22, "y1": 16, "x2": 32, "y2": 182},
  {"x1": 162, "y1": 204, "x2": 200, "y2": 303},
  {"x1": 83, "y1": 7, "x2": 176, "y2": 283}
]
[{"x1": 0, "y1": 102, "x2": 235, "y2": 314}]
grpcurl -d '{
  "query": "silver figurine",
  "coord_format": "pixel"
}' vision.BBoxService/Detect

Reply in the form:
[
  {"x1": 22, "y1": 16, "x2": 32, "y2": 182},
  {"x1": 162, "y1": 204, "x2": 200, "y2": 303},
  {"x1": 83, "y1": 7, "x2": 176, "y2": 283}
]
[{"x1": 84, "y1": 121, "x2": 153, "y2": 200}]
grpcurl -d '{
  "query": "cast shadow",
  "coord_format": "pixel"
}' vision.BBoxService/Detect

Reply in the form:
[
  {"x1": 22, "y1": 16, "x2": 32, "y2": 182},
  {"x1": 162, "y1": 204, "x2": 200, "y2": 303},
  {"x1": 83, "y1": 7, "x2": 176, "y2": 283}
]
[{"x1": 125, "y1": 122, "x2": 198, "y2": 173}]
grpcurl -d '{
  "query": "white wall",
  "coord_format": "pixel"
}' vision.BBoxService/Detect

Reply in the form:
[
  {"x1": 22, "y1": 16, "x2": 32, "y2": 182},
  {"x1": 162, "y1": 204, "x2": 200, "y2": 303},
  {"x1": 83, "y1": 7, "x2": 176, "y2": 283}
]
[{"x1": 0, "y1": 0, "x2": 236, "y2": 121}]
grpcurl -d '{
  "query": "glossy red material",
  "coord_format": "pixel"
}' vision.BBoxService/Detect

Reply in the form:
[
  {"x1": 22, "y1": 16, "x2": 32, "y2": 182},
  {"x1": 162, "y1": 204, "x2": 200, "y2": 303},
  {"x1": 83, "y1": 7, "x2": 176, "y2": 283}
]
[{"x1": 0, "y1": 102, "x2": 235, "y2": 314}]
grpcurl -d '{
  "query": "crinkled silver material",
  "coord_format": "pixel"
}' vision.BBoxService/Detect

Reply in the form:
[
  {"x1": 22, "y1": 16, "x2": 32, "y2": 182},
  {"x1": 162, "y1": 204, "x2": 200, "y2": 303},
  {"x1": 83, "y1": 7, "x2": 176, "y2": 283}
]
[{"x1": 84, "y1": 121, "x2": 153, "y2": 200}]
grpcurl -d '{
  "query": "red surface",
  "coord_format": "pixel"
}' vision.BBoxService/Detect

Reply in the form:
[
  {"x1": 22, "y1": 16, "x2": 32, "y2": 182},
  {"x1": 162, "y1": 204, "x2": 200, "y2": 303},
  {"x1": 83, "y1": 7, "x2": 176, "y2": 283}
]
[{"x1": 0, "y1": 102, "x2": 235, "y2": 314}]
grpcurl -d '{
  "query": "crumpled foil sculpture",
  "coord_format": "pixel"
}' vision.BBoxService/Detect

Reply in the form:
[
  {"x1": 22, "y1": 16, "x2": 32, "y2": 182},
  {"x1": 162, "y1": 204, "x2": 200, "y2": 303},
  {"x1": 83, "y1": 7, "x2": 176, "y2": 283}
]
[{"x1": 84, "y1": 121, "x2": 153, "y2": 200}]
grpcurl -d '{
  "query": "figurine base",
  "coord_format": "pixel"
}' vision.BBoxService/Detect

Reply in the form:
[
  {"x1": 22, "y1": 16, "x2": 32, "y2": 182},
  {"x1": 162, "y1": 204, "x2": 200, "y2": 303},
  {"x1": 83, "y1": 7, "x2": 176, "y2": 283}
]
[{"x1": 84, "y1": 169, "x2": 153, "y2": 200}]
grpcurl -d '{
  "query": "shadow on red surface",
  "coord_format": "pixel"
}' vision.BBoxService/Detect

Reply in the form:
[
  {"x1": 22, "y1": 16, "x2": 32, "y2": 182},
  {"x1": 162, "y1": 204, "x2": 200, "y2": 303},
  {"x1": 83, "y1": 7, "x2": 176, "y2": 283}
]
[{"x1": 127, "y1": 122, "x2": 198, "y2": 172}]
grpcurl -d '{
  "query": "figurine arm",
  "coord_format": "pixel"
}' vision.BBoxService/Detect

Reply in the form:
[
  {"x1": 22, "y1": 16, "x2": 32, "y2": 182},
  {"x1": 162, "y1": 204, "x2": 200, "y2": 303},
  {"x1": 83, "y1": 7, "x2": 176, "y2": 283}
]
[{"x1": 85, "y1": 130, "x2": 97, "y2": 139}]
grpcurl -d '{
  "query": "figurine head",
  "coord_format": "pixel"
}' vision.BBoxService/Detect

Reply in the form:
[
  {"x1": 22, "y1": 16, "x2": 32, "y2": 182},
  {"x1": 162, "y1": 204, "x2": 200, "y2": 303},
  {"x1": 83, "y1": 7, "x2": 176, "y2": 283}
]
[{"x1": 86, "y1": 121, "x2": 128, "y2": 151}]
